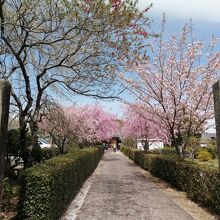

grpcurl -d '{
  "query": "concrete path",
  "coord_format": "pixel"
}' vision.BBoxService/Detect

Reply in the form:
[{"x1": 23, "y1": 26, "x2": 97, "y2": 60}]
[{"x1": 61, "y1": 150, "x2": 212, "y2": 220}]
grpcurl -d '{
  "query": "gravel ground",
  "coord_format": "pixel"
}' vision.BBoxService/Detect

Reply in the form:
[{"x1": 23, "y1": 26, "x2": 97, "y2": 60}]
[{"x1": 61, "y1": 150, "x2": 218, "y2": 220}]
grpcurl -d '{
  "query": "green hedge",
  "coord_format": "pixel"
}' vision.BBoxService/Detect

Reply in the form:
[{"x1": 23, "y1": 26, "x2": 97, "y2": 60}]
[
  {"x1": 17, "y1": 147, "x2": 104, "y2": 220},
  {"x1": 41, "y1": 147, "x2": 60, "y2": 160},
  {"x1": 161, "y1": 147, "x2": 178, "y2": 156},
  {"x1": 121, "y1": 146, "x2": 220, "y2": 214}
]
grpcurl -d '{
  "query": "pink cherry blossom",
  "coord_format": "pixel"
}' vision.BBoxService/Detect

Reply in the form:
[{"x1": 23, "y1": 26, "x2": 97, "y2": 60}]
[
  {"x1": 120, "y1": 104, "x2": 169, "y2": 144},
  {"x1": 40, "y1": 104, "x2": 118, "y2": 152},
  {"x1": 119, "y1": 24, "x2": 220, "y2": 157}
]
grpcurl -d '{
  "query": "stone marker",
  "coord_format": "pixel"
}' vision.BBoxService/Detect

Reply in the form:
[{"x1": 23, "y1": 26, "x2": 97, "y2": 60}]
[
  {"x1": 213, "y1": 80, "x2": 220, "y2": 171},
  {"x1": 0, "y1": 80, "x2": 11, "y2": 212}
]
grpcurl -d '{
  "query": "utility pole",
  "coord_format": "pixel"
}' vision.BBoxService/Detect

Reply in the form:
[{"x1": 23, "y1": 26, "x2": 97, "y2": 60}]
[
  {"x1": 213, "y1": 80, "x2": 220, "y2": 172},
  {"x1": 0, "y1": 80, "x2": 11, "y2": 212}
]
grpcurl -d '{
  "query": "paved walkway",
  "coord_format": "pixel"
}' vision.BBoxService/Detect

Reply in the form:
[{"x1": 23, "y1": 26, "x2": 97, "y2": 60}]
[{"x1": 61, "y1": 150, "x2": 215, "y2": 220}]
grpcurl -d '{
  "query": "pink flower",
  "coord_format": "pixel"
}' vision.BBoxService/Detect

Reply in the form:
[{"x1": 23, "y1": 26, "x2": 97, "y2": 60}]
[{"x1": 134, "y1": 31, "x2": 148, "y2": 38}]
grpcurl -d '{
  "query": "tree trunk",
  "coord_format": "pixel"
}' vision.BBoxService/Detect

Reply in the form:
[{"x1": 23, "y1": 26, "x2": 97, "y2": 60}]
[
  {"x1": 191, "y1": 149, "x2": 195, "y2": 161},
  {"x1": 171, "y1": 132, "x2": 184, "y2": 159},
  {"x1": 19, "y1": 125, "x2": 31, "y2": 169},
  {"x1": 30, "y1": 120, "x2": 39, "y2": 148},
  {"x1": 59, "y1": 138, "x2": 67, "y2": 154},
  {"x1": 29, "y1": 120, "x2": 43, "y2": 163},
  {"x1": 177, "y1": 144, "x2": 184, "y2": 159},
  {"x1": 142, "y1": 139, "x2": 149, "y2": 152}
]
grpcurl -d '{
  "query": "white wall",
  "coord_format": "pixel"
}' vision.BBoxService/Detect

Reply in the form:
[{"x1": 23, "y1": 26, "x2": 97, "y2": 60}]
[{"x1": 137, "y1": 139, "x2": 164, "y2": 151}]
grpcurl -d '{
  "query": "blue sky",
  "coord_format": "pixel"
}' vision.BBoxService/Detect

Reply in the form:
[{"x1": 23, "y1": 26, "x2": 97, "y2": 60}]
[
  {"x1": 67, "y1": 0, "x2": 220, "y2": 126},
  {"x1": 145, "y1": 0, "x2": 220, "y2": 39}
]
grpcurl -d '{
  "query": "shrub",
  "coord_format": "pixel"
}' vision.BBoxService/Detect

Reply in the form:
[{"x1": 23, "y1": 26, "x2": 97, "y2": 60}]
[
  {"x1": 6, "y1": 129, "x2": 32, "y2": 155},
  {"x1": 147, "y1": 149, "x2": 161, "y2": 154},
  {"x1": 121, "y1": 146, "x2": 220, "y2": 214},
  {"x1": 161, "y1": 147, "x2": 177, "y2": 156},
  {"x1": 31, "y1": 144, "x2": 43, "y2": 163},
  {"x1": 206, "y1": 146, "x2": 217, "y2": 159},
  {"x1": 41, "y1": 147, "x2": 60, "y2": 160},
  {"x1": 2, "y1": 178, "x2": 13, "y2": 199},
  {"x1": 7, "y1": 129, "x2": 21, "y2": 156},
  {"x1": 196, "y1": 149, "x2": 212, "y2": 161},
  {"x1": 2, "y1": 178, "x2": 19, "y2": 216},
  {"x1": 17, "y1": 146, "x2": 104, "y2": 220}
]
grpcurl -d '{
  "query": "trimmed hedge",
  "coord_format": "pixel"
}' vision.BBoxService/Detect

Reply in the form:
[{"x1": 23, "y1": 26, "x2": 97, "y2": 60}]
[
  {"x1": 41, "y1": 147, "x2": 60, "y2": 160},
  {"x1": 121, "y1": 146, "x2": 220, "y2": 214},
  {"x1": 161, "y1": 147, "x2": 178, "y2": 156},
  {"x1": 17, "y1": 147, "x2": 104, "y2": 220}
]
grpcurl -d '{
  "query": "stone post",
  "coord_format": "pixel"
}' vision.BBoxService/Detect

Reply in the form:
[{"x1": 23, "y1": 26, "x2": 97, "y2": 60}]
[
  {"x1": 213, "y1": 80, "x2": 220, "y2": 171},
  {"x1": 0, "y1": 80, "x2": 11, "y2": 212}
]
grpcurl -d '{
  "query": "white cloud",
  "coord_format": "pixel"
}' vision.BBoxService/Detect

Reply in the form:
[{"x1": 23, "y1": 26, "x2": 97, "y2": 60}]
[{"x1": 138, "y1": 0, "x2": 220, "y2": 23}]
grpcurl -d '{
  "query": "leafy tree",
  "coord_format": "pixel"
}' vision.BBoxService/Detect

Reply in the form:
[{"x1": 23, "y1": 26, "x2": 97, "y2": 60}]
[
  {"x1": 6, "y1": 129, "x2": 21, "y2": 156},
  {"x1": 0, "y1": 0, "x2": 151, "y2": 167},
  {"x1": 5, "y1": 129, "x2": 32, "y2": 173},
  {"x1": 5, "y1": 129, "x2": 21, "y2": 176},
  {"x1": 5, "y1": 129, "x2": 42, "y2": 172}
]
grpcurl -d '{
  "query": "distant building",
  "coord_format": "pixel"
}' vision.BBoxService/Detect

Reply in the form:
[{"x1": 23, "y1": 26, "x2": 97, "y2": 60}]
[
  {"x1": 200, "y1": 133, "x2": 216, "y2": 147},
  {"x1": 137, "y1": 139, "x2": 164, "y2": 151},
  {"x1": 110, "y1": 136, "x2": 122, "y2": 149},
  {"x1": 38, "y1": 137, "x2": 58, "y2": 148}
]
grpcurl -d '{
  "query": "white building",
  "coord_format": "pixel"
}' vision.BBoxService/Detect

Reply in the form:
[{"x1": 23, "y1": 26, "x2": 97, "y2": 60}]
[
  {"x1": 38, "y1": 138, "x2": 57, "y2": 148},
  {"x1": 200, "y1": 133, "x2": 216, "y2": 147},
  {"x1": 137, "y1": 139, "x2": 164, "y2": 151}
]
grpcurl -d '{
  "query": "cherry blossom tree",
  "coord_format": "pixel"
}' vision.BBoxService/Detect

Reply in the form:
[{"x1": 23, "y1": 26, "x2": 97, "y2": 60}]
[
  {"x1": 120, "y1": 22, "x2": 220, "y2": 157},
  {"x1": 0, "y1": 0, "x2": 151, "y2": 167},
  {"x1": 67, "y1": 105, "x2": 117, "y2": 146},
  {"x1": 40, "y1": 103, "x2": 73, "y2": 154},
  {"x1": 40, "y1": 104, "x2": 117, "y2": 152},
  {"x1": 121, "y1": 104, "x2": 169, "y2": 150}
]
